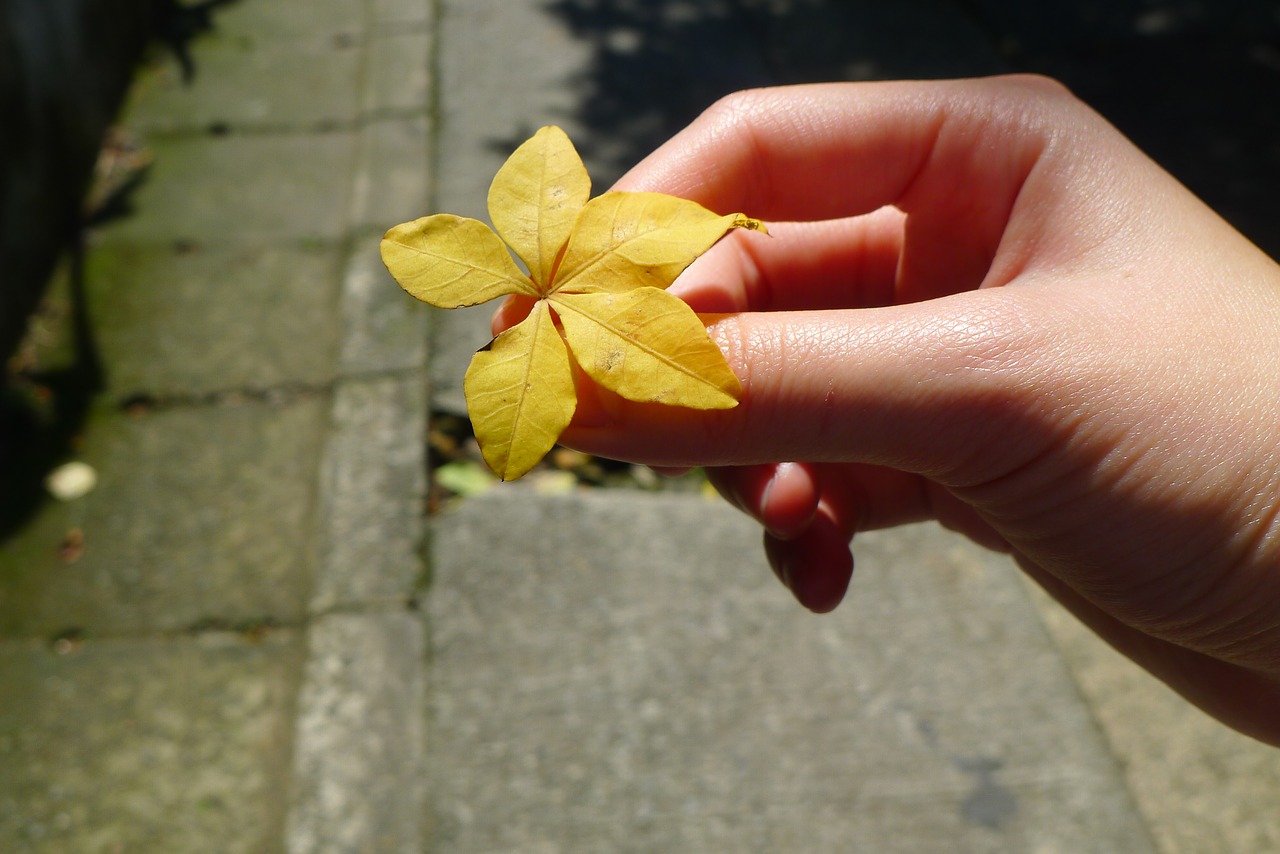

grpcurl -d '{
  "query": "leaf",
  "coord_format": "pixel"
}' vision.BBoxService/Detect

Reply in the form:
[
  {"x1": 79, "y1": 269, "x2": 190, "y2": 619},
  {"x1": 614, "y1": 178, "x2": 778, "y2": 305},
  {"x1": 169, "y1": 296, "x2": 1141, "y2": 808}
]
[
  {"x1": 463, "y1": 300, "x2": 577, "y2": 481},
  {"x1": 555, "y1": 191, "x2": 766, "y2": 294},
  {"x1": 434, "y1": 460, "x2": 497, "y2": 497},
  {"x1": 487, "y1": 126, "x2": 591, "y2": 289},
  {"x1": 381, "y1": 214, "x2": 536, "y2": 307},
  {"x1": 552, "y1": 288, "x2": 740, "y2": 409},
  {"x1": 381, "y1": 125, "x2": 766, "y2": 480}
]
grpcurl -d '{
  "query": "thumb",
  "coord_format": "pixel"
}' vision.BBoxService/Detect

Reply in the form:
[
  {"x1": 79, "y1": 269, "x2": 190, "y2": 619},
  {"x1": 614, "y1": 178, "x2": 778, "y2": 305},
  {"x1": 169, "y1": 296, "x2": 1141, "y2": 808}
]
[{"x1": 562, "y1": 287, "x2": 1060, "y2": 488}]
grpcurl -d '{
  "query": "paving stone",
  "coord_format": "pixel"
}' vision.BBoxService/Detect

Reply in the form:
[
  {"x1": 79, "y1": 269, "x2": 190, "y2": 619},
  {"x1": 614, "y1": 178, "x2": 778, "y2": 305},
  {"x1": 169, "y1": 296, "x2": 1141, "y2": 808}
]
[
  {"x1": 208, "y1": 0, "x2": 368, "y2": 41},
  {"x1": 364, "y1": 31, "x2": 433, "y2": 115},
  {"x1": 68, "y1": 241, "x2": 343, "y2": 398},
  {"x1": 0, "y1": 630, "x2": 302, "y2": 854},
  {"x1": 348, "y1": 116, "x2": 432, "y2": 234},
  {"x1": 310, "y1": 375, "x2": 426, "y2": 612},
  {"x1": 93, "y1": 132, "x2": 356, "y2": 246},
  {"x1": 1026, "y1": 584, "x2": 1280, "y2": 854},
  {"x1": 0, "y1": 397, "x2": 326, "y2": 638},
  {"x1": 435, "y1": 0, "x2": 595, "y2": 223},
  {"x1": 426, "y1": 489, "x2": 1156, "y2": 852},
  {"x1": 373, "y1": 0, "x2": 434, "y2": 28},
  {"x1": 124, "y1": 32, "x2": 364, "y2": 133},
  {"x1": 285, "y1": 612, "x2": 425, "y2": 854},
  {"x1": 337, "y1": 233, "x2": 429, "y2": 375}
]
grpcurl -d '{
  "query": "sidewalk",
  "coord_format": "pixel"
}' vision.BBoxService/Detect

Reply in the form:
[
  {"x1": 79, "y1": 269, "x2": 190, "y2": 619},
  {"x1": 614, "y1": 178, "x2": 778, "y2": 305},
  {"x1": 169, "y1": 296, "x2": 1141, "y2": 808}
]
[{"x1": 2, "y1": 1, "x2": 1279, "y2": 852}]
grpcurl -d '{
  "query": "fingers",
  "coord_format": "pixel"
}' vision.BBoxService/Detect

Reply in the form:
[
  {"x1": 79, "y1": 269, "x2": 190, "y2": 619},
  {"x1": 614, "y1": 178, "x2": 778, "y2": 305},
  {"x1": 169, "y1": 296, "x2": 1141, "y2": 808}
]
[
  {"x1": 763, "y1": 504, "x2": 854, "y2": 614},
  {"x1": 564, "y1": 287, "x2": 1058, "y2": 487},
  {"x1": 671, "y1": 211, "x2": 907, "y2": 314},
  {"x1": 707, "y1": 462, "x2": 820, "y2": 540},
  {"x1": 495, "y1": 210, "x2": 908, "y2": 343},
  {"x1": 612, "y1": 77, "x2": 1061, "y2": 238},
  {"x1": 610, "y1": 77, "x2": 1112, "y2": 314}
]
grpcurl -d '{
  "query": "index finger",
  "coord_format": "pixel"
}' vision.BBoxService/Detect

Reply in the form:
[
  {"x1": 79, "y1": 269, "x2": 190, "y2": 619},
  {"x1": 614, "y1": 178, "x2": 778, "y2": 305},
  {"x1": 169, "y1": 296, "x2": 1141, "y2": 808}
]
[{"x1": 611, "y1": 76, "x2": 1060, "y2": 225}]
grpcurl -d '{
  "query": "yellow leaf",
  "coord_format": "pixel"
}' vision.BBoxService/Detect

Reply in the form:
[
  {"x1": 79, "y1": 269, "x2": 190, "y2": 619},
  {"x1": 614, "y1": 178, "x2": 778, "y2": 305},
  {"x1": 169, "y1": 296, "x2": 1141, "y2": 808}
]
[
  {"x1": 381, "y1": 214, "x2": 536, "y2": 308},
  {"x1": 382, "y1": 126, "x2": 765, "y2": 479},
  {"x1": 551, "y1": 288, "x2": 741, "y2": 409},
  {"x1": 554, "y1": 191, "x2": 766, "y2": 294},
  {"x1": 488, "y1": 126, "x2": 591, "y2": 289},
  {"x1": 463, "y1": 300, "x2": 577, "y2": 481}
]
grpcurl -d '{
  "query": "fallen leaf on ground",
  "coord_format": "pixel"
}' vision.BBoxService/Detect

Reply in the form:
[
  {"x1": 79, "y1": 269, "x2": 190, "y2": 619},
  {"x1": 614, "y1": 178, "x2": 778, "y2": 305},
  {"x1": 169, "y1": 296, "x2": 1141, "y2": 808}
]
[{"x1": 382, "y1": 126, "x2": 765, "y2": 480}]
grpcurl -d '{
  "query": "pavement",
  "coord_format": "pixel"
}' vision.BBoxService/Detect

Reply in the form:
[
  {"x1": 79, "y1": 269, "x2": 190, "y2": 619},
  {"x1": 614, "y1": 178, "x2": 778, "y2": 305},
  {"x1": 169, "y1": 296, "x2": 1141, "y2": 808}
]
[{"x1": 2, "y1": 0, "x2": 1279, "y2": 852}]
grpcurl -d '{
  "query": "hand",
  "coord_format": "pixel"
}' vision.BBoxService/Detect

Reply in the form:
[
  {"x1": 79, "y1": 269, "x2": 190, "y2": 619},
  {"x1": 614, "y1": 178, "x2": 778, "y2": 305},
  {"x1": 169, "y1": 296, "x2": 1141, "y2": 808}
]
[{"x1": 519, "y1": 77, "x2": 1280, "y2": 744}]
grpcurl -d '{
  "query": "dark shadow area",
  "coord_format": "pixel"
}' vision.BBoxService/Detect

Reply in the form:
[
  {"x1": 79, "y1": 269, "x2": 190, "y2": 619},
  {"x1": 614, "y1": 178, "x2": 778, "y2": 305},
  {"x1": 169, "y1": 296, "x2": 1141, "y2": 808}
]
[
  {"x1": 0, "y1": 0, "x2": 235, "y2": 538},
  {"x1": 542, "y1": 0, "x2": 1280, "y2": 258},
  {"x1": 0, "y1": 243, "x2": 103, "y2": 541},
  {"x1": 152, "y1": 0, "x2": 240, "y2": 82}
]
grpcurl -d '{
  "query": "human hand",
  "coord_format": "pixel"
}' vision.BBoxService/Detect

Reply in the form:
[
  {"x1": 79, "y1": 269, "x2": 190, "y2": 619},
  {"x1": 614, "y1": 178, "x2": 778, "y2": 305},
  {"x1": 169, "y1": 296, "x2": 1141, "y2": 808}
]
[{"x1": 495, "y1": 77, "x2": 1280, "y2": 743}]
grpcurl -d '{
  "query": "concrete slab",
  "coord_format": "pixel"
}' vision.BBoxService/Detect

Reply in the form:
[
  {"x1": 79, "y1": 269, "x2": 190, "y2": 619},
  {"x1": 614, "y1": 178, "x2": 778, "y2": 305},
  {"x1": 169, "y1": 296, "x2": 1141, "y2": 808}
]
[
  {"x1": 71, "y1": 241, "x2": 343, "y2": 398},
  {"x1": 124, "y1": 33, "x2": 364, "y2": 133},
  {"x1": 337, "y1": 233, "x2": 429, "y2": 375},
  {"x1": 425, "y1": 489, "x2": 1156, "y2": 852},
  {"x1": 285, "y1": 612, "x2": 426, "y2": 854},
  {"x1": 93, "y1": 132, "x2": 355, "y2": 246},
  {"x1": 1026, "y1": 584, "x2": 1280, "y2": 854},
  {"x1": 349, "y1": 116, "x2": 433, "y2": 234},
  {"x1": 0, "y1": 630, "x2": 302, "y2": 854},
  {"x1": 310, "y1": 375, "x2": 426, "y2": 612},
  {"x1": 364, "y1": 30, "x2": 433, "y2": 116},
  {"x1": 205, "y1": 0, "x2": 366, "y2": 41},
  {"x1": 0, "y1": 397, "x2": 326, "y2": 638},
  {"x1": 373, "y1": 0, "x2": 434, "y2": 29}
]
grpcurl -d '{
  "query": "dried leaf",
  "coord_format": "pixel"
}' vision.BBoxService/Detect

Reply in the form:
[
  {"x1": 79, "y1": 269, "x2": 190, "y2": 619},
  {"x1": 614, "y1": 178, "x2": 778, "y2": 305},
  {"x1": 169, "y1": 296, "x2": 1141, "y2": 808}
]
[
  {"x1": 381, "y1": 126, "x2": 766, "y2": 479},
  {"x1": 552, "y1": 288, "x2": 739, "y2": 408},
  {"x1": 555, "y1": 191, "x2": 765, "y2": 294},
  {"x1": 463, "y1": 300, "x2": 576, "y2": 480},
  {"x1": 488, "y1": 126, "x2": 590, "y2": 287},
  {"x1": 381, "y1": 214, "x2": 534, "y2": 307}
]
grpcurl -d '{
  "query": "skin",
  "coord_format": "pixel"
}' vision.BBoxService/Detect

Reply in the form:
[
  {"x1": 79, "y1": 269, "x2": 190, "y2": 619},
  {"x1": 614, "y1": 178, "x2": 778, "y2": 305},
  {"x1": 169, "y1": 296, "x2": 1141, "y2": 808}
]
[{"x1": 494, "y1": 76, "x2": 1280, "y2": 745}]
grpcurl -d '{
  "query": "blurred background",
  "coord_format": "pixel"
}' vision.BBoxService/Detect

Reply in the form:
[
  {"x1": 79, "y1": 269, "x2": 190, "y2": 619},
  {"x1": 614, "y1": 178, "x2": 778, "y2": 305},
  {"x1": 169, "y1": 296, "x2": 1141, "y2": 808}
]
[{"x1": 1, "y1": 1, "x2": 1279, "y2": 852}]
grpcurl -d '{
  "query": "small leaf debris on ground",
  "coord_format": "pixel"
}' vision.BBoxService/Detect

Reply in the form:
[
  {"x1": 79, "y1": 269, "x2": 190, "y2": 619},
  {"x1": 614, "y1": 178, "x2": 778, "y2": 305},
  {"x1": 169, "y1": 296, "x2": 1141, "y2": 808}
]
[{"x1": 426, "y1": 410, "x2": 709, "y2": 514}]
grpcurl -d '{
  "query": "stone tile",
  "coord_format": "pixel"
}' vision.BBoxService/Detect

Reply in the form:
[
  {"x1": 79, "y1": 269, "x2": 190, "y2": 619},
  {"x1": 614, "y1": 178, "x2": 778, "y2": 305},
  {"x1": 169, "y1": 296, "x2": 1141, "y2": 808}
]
[
  {"x1": 0, "y1": 630, "x2": 302, "y2": 853},
  {"x1": 64, "y1": 242, "x2": 343, "y2": 398},
  {"x1": 0, "y1": 397, "x2": 327, "y2": 638},
  {"x1": 427, "y1": 304, "x2": 488, "y2": 417},
  {"x1": 1025, "y1": 583, "x2": 1280, "y2": 854},
  {"x1": 213, "y1": 0, "x2": 367, "y2": 40},
  {"x1": 364, "y1": 31, "x2": 432, "y2": 115},
  {"x1": 93, "y1": 133, "x2": 355, "y2": 245},
  {"x1": 426, "y1": 490, "x2": 1156, "y2": 852},
  {"x1": 310, "y1": 375, "x2": 426, "y2": 612},
  {"x1": 435, "y1": 0, "x2": 595, "y2": 224},
  {"x1": 373, "y1": 0, "x2": 433, "y2": 28},
  {"x1": 338, "y1": 233, "x2": 429, "y2": 375},
  {"x1": 285, "y1": 612, "x2": 425, "y2": 854},
  {"x1": 348, "y1": 116, "x2": 432, "y2": 233},
  {"x1": 124, "y1": 32, "x2": 364, "y2": 132}
]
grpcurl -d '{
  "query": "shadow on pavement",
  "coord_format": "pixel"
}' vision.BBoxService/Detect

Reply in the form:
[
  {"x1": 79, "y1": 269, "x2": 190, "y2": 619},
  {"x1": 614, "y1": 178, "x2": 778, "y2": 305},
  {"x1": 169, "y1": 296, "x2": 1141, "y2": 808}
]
[
  {"x1": 0, "y1": 0, "x2": 238, "y2": 540},
  {"x1": 543, "y1": 0, "x2": 1280, "y2": 256}
]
